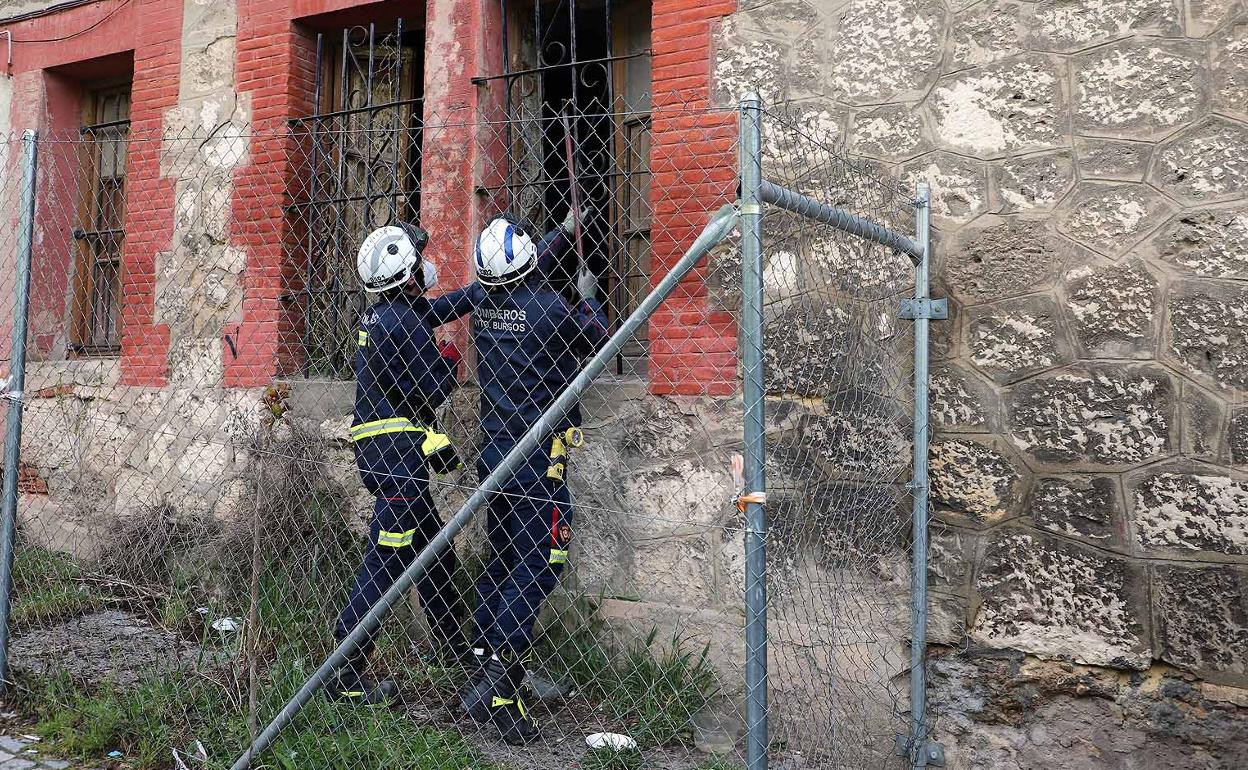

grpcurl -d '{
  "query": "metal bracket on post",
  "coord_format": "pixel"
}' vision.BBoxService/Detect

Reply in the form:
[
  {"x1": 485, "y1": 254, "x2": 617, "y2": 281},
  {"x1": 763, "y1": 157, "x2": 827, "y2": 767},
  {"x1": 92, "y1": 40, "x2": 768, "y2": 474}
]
[
  {"x1": 895, "y1": 736, "x2": 946, "y2": 767},
  {"x1": 899, "y1": 298, "x2": 948, "y2": 321}
]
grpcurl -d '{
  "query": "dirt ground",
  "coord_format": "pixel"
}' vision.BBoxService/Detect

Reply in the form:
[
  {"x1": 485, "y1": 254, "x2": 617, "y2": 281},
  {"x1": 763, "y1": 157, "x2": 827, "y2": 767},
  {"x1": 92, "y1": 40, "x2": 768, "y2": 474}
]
[
  {"x1": 9, "y1": 611, "x2": 758, "y2": 768},
  {"x1": 9, "y1": 610, "x2": 820, "y2": 770},
  {"x1": 10, "y1": 610, "x2": 195, "y2": 687}
]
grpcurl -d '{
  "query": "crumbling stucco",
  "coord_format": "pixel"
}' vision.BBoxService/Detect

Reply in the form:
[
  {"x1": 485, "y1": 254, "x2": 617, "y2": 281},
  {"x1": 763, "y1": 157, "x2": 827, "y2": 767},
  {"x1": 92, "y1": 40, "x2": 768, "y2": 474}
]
[{"x1": 971, "y1": 531, "x2": 1150, "y2": 669}]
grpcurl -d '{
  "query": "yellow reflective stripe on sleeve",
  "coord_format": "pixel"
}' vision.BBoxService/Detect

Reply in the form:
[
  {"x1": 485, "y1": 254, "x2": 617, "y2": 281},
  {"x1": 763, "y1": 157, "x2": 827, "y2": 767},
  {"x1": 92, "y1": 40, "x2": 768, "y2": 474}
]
[
  {"x1": 349, "y1": 417, "x2": 425, "y2": 442},
  {"x1": 549, "y1": 549, "x2": 568, "y2": 565},
  {"x1": 357, "y1": 330, "x2": 368, "y2": 347},
  {"x1": 492, "y1": 696, "x2": 514, "y2": 708},
  {"x1": 421, "y1": 430, "x2": 452, "y2": 456},
  {"x1": 377, "y1": 528, "x2": 417, "y2": 548}
]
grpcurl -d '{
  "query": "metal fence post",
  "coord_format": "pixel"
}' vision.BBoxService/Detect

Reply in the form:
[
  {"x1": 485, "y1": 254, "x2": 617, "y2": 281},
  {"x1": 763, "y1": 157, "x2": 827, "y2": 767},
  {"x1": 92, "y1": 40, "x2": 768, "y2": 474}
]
[
  {"x1": 0, "y1": 130, "x2": 38, "y2": 692},
  {"x1": 739, "y1": 92, "x2": 769, "y2": 770},
  {"x1": 908, "y1": 181, "x2": 940, "y2": 768}
]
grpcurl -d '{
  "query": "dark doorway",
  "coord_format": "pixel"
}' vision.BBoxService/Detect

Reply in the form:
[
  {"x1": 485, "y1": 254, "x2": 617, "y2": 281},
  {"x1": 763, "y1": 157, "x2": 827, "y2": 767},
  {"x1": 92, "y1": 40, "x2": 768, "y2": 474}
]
[{"x1": 487, "y1": 0, "x2": 653, "y2": 376}]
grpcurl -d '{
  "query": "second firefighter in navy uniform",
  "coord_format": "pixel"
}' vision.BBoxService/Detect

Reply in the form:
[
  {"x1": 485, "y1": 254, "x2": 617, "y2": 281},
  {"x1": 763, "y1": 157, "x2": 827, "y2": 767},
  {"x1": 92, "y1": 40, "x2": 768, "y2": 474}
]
[
  {"x1": 460, "y1": 210, "x2": 608, "y2": 744},
  {"x1": 329, "y1": 222, "x2": 484, "y2": 705}
]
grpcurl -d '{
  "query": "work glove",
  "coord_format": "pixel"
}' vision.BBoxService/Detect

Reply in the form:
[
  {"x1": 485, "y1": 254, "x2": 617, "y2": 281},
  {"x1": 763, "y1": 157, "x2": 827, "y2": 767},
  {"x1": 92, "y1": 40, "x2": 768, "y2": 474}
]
[
  {"x1": 420, "y1": 429, "x2": 463, "y2": 476},
  {"x1": 576, "y1": 268, "x2": 598, "y2": 302},
  {"x1": 438, "y1": 340, "x2": 462, "y2": 368},
  {"x1": 561, "y1": 204, "x2": 592, "y2": 235}
]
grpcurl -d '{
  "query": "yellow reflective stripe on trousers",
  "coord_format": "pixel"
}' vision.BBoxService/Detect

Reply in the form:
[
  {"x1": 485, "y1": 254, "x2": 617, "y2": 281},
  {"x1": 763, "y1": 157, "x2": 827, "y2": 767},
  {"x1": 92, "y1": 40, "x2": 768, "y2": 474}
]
[
  {"x1": 357, "y1": 330, "x2": 368, "y2": 347},
  {"x1": 377, "y1": 528, "x2": 417, "y2": 548},
  {"x1": 349, "y1": 417, "x2": 424, "y2": 442},
  {"x1": 549, "y1": 549, "x2": 568, "y2": 565}
]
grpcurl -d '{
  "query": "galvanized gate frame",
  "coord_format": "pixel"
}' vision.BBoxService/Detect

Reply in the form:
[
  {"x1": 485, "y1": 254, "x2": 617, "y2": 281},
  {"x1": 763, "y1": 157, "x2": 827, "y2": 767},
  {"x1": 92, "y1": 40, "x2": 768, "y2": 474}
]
[{"x1": 738, "y1": 94, "x2": 941, "y2": 770}]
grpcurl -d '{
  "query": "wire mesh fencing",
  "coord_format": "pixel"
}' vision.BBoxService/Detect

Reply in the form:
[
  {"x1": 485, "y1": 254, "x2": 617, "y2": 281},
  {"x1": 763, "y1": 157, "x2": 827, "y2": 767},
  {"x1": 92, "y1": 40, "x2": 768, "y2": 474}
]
[
  {"x1": 0, "y1": 96, "x2": 924, "y2": 770},
  {"x1": 750, "y1": 103, "x2": 922, "y2": 769}
]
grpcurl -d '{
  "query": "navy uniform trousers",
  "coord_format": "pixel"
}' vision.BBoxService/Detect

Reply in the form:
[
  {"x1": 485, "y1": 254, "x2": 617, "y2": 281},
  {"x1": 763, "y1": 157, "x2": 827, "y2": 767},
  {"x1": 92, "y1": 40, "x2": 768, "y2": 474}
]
[
  {"x1": 334, "y1": 431, "x2": 462, "y2": 658},
  {"x1": 471, "y1": 433, "x2": 575, "y2": 659}
]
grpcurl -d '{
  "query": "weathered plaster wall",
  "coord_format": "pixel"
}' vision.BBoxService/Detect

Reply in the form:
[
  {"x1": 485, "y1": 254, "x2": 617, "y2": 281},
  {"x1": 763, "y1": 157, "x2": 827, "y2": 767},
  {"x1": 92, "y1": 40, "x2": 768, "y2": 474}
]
[
  {"x1": 15, "y1": 0, "x2": 264, "y2": 532},
  {"x1": 713, "y1": 0, "x2": 1248, "y2": 766}
]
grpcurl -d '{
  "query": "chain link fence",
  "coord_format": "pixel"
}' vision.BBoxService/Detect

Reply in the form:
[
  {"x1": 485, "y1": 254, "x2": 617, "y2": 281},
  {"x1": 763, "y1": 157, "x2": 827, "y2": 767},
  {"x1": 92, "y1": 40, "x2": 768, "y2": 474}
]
[{"x1": 0, "y1": 96, "x2": 929, "y2": 770}]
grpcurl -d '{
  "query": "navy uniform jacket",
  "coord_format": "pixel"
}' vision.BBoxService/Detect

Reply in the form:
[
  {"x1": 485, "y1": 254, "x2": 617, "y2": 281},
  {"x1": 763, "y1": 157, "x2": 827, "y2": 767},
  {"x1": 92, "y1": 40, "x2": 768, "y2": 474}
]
[
  {"x1": 354, "y1": 284, "x2": 484, "y2": 429},
  {"x1": 474, "y1": 231, "x2": 608, "y2": 485}
]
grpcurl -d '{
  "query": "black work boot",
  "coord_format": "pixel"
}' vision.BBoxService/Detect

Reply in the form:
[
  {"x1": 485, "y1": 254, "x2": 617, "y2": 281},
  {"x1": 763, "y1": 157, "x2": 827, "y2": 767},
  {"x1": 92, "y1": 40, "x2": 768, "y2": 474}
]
[
  {"x1": 489, "y1": 668, "x2": 539, "y2": 743},
  {"x1": 325, "y1": 659, "x2": 398, "y2": 706},
  {"x1": 461, "y1": 654, "x2": 539, "y2": 745},
  {"x1": 460, "y1": 653, "x2": 503, "y2": 722}
]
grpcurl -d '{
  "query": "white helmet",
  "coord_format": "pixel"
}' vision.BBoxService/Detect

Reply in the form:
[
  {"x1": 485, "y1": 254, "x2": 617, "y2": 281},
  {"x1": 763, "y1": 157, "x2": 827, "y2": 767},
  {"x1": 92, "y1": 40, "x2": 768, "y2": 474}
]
[
  {"x1": 475, "y1": 216, "x2": 538, "y2": 287},
  {"x1": 357, "y1": 223, "x2": 431, "y2": 293}
]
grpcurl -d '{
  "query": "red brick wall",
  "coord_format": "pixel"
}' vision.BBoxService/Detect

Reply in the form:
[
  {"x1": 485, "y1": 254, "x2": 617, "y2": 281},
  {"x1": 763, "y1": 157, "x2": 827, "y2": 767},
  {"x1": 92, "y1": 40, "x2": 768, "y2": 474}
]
[
  {"x1": 648, "y1": 0, "x2": 738, "y2": 396},
  {"x1": 230, "y1": 0, "x2": 474, "y2": 384},
  {"x1": 2, "y1": 0, "x2": 736, "y2": 394},
  {"x1": 0, "y1": 0, "x2": 181, "y2": 386},
  {"x1": 420, "y1": 0, "x2": 488, "y2": 369},
  {"x1": 230, "y1": 0, "x2": 319, "y2": 386},
  {"x1": 25, "y1": 71, "x2": 82, "y2": 359},
  {"x1": 120, "y1": 0, "x2": 183, "y2": 386}
]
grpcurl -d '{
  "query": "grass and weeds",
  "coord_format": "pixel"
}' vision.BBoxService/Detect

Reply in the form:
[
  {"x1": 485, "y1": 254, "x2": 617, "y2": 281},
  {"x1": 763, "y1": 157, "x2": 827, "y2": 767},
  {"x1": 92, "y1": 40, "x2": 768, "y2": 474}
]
[
  {"x1": 581, "y1": 746, "x2": 646, "y2": 770},
  {"x1": 8, "y1": 423, "x2": 725, "y2": 769},
  {"x1": 10, "y1": 544, "x2": 113, "y2": 627},
  {"x1": 536, "y1": 595, "x2": 721, "y2": 748},
  {"x1": 17, "y1": 659, "x2": 496, "y2": 770}
]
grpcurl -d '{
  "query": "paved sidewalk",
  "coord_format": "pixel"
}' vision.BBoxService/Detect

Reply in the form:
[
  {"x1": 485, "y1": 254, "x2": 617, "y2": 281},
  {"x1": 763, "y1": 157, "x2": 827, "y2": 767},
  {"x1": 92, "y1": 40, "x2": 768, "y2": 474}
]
[{"x1": 0, "y1": 736, "x2": 75, "y2": 769}]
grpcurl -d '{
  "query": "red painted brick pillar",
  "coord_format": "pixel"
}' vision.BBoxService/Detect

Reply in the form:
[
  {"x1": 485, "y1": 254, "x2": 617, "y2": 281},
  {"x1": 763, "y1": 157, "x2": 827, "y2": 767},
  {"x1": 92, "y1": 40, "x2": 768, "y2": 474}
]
[
  {"x1": 117, "y1": 0, "x2": 184, "y2": 386},
  {"x1": 229, "y1": 1, "x2": 318, "y2": 386},
  {"x1": 421, "y1": 0, "x2": 489, "y2": 362},
  {"x1": 647, "y1": 0, "x2": 737, "y2": 397}
]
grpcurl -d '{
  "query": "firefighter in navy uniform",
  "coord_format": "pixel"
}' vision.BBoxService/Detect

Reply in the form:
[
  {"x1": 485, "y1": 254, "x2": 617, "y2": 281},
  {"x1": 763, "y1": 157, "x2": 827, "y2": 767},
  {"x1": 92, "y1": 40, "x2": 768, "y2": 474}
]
[
  {"x1": 459, "y1": 210, "x2": 607, "y2": 744},
  {"x1": 328, "y1": 222, "x2": 484, "y2": 705}
]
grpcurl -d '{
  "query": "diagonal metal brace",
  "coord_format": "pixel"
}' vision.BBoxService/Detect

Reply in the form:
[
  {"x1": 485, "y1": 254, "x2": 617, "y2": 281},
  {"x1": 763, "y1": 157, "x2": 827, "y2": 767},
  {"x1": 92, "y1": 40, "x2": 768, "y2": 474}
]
[{"x1": 900, "y1": 298, "x2": 948, "y2": 321}]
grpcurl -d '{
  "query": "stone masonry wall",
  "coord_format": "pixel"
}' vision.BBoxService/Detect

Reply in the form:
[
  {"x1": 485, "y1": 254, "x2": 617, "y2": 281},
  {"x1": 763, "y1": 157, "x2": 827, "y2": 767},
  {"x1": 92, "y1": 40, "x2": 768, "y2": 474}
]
[{"x1": 713, "y1": 1, "x2": 1248, "y2": 767}]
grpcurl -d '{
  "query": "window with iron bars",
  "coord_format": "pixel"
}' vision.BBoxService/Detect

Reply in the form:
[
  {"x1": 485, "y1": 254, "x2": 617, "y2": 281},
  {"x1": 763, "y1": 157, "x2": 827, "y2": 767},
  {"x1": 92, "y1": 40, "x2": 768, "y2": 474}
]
[
  {"x1": 71, "y1": 84, "x2": 130, "y2": 354},
  {"x1": 289, "y1": 3, "x2": 652, "y2": 378},
  {"x1": 290, "y1": 20, "x2": 424, "y2": 378},
  {"x1": 480, "y1": 0, "x2": 653, "y2": 376}
]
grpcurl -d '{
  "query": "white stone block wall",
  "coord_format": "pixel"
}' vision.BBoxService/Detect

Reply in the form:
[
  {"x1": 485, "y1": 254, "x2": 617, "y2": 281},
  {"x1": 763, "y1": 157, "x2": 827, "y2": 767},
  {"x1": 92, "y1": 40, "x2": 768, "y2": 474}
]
[{"x1": 713, "y1": 1, "x2": 1248, "y2": 767}]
